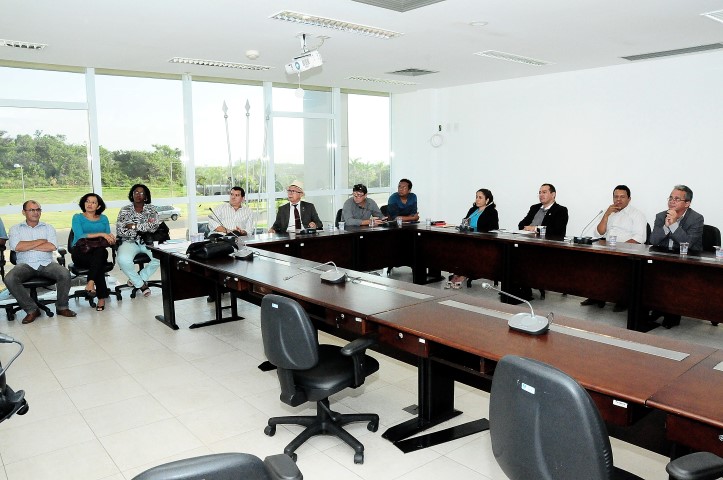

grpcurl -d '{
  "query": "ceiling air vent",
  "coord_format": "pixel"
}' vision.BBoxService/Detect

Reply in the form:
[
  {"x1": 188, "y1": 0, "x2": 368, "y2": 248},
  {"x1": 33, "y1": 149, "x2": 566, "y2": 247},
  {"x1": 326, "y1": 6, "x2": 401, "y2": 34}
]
[
  {"x1": 387, "y1": 68, "x2": 438, "y2": 76},
  {"x1": 621, "y1": 43, "x2": 723, "y2": 61},
  {"x1": 0, "y1": 39, "x2": 47, "y2": 50},
  {"x1": 474, "y1": 50, "x2": 551, "y2": 66},
  {"x1": 351, "y1": 0, "x2": 446, "y2": 12}
]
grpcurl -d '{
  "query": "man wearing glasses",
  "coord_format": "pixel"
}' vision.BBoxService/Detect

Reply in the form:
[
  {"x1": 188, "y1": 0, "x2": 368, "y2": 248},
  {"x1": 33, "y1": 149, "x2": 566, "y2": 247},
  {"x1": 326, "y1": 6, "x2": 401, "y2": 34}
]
[
  {"x1": 342, "y1": 184, "x2": 385, "y2": 226},
  {"x1": 5, "y1": 200, "x2": 76, "y2": 324},
  {"x1": 649, "y1": 185, "x2": 703, "y2": 252},
  {"x1": 208, "y1": 186, "x2": 255, "y2": 236},
  {"x1": 648, "y1": 185, "x2": 704, "y2": 329},
  {"x1": 269, "y1": 182, "x2": 323, "y2": 233}
]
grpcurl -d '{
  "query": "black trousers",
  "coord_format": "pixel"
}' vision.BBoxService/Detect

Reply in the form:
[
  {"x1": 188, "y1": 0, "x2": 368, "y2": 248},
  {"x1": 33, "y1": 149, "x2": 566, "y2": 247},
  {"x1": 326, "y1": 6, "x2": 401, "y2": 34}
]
[{"x1": 71, "y1": 247, "x2": 109, "y2": 299}]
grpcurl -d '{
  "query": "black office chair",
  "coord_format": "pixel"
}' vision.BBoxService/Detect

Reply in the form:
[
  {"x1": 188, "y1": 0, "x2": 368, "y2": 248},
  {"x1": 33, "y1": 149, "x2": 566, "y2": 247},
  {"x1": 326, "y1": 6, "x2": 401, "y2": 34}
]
[
  {"x1": 260, "y1": 294, "x2": 380, "y2": 464},
  {"x1": 645, "y1": 223, "x2": 652, "y2": 245},
  {"x1": 0, "y1": 336, "x2": 29, "y2": 424},
  {"x1": 702, "y1": 224, "x2": 721, "y2": 253},
  {"x1": 57, "y1": 231, "x2": 120, "y2": 308},
  {"x1": 490, "y1": 355, "x2": 723, "y2": 480},
  {"x1": 114, "y1": 245, "x2": 162, "y2": 299},
  {"x1": 132, "y1": 452, "x2": 302, "y2": 480},
  {"x1": 3, "y1": 250, "x2": 57, "y2": 321},
  {"x1": 0, "y1": 242, "x2": 6, "y2": 280},
  {"x1": 335, "y1": 208, "x2": 343, "y2": 228}
]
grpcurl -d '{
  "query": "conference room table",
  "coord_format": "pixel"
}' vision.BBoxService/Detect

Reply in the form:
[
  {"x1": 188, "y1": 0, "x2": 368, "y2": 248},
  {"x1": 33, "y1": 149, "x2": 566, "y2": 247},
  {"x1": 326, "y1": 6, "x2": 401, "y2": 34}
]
[
  {"x1": 243, "y1": 225, "x2": 723, "y2": 331},
  {"x1": 150, "y1": 233, "x2": 722, "y2": 457}
]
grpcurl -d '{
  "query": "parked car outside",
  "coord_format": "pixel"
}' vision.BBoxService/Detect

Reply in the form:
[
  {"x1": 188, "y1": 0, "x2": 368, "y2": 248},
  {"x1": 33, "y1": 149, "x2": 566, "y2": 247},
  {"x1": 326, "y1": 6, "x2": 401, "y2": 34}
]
[{"x1": 155, "y1": 205, "x2": 182, "y2": 221}]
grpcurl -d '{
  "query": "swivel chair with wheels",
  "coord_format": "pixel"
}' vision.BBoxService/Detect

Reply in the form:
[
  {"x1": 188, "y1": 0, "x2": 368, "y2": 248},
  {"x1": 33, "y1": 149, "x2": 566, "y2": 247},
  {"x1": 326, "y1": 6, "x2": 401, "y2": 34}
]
[
  {"x1": 490, "y1": 355, "x2": 723, "y2": 480},
  {"x1": 260, "y1": 294, "x2": 380, "y2": 464},
  {"x1": 132, "y1": 452, "x2": 302, "y2": 480},
  {"x1": 58, "y1": 231, "x2": 121, "y2": 308},
  {"x1": 3, "y1": 250, "x2": 57, "y2": 321},
  {"x1": 114, "y1": 250, "x2": 162, "y2": 299}
]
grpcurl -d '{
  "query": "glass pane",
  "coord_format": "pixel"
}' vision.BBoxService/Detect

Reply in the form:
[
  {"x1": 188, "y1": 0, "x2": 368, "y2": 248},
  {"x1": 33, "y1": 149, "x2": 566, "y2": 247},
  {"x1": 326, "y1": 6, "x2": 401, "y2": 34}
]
[
  {"x1": 345, "y1": 94, "x2": 390, "y2": 189},
  {"x1": 191, "y1": 81, "x2": 265, "y2": 197},
  {"x1": 0, "y1": 66, "x2": 86, "y2": 102},
  {"x1": 0, "y1": 107, "x2": 91, "y2": 207},
  {"x1": 272, "y1": 87, "x2": 331, "y2": 114},
  {"x1": 95, "y1": 75, "x2": 185, "y2": 202},
  {"x1": 272, "y1": 117, "x2": 333, "y2": 192}
]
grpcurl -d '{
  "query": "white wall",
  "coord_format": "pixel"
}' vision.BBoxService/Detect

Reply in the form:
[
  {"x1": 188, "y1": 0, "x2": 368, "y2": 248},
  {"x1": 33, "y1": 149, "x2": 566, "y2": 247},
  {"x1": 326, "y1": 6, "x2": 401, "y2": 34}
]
[{"x1": 391, "y1": 51, "x2": 723, "y2": 236}]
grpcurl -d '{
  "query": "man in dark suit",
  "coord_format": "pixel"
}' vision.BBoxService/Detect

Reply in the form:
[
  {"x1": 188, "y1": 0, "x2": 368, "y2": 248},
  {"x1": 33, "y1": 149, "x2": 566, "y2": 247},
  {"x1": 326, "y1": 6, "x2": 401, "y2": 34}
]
[
  {"x1": 518, "y1": 183, "x2": 569, "y2": 237},
  {"x1": 648, "y1": 184, "x2": 704, "y2": 329},
  {"x1": 268, "y1": 182, "x2": 323, "y2": 233}
]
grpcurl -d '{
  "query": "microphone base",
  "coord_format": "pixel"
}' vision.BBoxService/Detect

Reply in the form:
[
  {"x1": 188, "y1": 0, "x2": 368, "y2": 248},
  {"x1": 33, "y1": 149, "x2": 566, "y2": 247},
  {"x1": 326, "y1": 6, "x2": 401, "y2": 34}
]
[
  {"x1": 232, "y1": 248, "x2": 254, "y2": 260},
  {"x1": 573, "y1": 236, "x2": 600, "y2": 245},
  {"x1": 320, "y1": 270, "x2": 346, "y2": 284},
  {"x1": 508, "y1": 313, "x2": 550, "y2": 335}
]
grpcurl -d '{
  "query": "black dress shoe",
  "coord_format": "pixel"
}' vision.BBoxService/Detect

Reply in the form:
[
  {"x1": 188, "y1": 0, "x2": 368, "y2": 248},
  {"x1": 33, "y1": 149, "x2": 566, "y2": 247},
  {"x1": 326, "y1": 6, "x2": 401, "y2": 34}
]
[
  {"x1": 56, "y1": 308, "x2": 77, "y2": 318},
  {"x1": 662, "y1": 315, "x2": 681, "y2": 329},
  {"x1": 612, "y1": 302, "x2": 628, "y2": 312},
  {"x1": 581, "y1": 298, "x2": 605, "y2": 308}
]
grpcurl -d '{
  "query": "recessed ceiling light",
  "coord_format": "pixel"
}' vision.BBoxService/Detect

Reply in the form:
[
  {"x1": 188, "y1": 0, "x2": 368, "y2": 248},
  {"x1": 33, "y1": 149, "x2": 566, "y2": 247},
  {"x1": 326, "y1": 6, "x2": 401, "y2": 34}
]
[
  {"x1": 169, "y1": 57, "x2": 272, "y2": 70},
  {"x1": 0, "y1": 39, "x2": 47, "y2": 50},
  {"x1": 469, "y1": 21, "x2": 489, "y2": 27},
  {"x1": 270, "y1": 11, "x2": 402, "y2": 39},
  {"x1": 474, "y1": 50, "x2": 551, "y2": 66}
]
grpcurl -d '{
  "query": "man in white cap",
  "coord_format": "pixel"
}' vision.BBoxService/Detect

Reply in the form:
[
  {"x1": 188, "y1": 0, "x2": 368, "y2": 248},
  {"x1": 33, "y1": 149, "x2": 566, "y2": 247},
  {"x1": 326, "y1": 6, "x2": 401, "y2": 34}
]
[{"x1": 268, "y1": 181, "x2": 323, "y2": 233}]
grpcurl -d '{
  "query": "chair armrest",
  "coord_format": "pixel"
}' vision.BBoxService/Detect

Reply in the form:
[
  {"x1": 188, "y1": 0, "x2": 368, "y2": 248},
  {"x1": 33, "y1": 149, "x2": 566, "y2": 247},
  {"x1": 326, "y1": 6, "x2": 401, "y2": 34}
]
[
  {"x1": 340, "y1": 334, "x2": 377, "y2": 356},
  {"x1": 263, "y1": 454, "x2": 303, "y2": 480},
  {"x1": 57, "y1": 247, "x2": 68, "y2": 267},
  {"x1": 666, "y1": 451, "x2": 723, "y2": 480}
]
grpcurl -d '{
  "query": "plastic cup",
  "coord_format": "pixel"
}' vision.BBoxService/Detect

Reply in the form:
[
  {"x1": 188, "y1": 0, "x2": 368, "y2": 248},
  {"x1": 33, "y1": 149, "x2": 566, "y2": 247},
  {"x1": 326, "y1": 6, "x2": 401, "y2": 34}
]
[
  {"x1": 608, "y1": 235, "x2": 617, "y2": 247},
  {"x1": 338, "y1": 221, "x2": 345, "y2": 230},
  {"x1": 369, "y1": 217, "x2": 376, "y2": 228},
  {"x1": 396, "y1": 217, "x2": 403, "y2": 227},
  {"x1": 538, "y1": 226, "x2": 547, "y2": 237},
  {"x1": 715, "y1": 246, "x2": 723, "y2": 259},
  {"x1": 679, "y1": 242, "x2": 689, "y2": 255},
  {"x1": 425, "y1": 218, "x2": 431, "y2": 227}
]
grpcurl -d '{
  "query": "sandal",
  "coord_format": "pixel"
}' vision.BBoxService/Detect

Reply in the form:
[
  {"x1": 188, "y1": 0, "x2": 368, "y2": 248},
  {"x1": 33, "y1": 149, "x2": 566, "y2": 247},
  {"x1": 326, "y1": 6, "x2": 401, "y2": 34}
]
[
  {"x1": 127, "y1": 279, "x2": 134, "y2": 287},
  {"x1": 451, "y1": 282, "x2": 463, "y2": 289},
  {"x1": 140, "y1": 283, "x2": 151, "y2": 297},
  {"x1": 96, "y1": 300, "x2": 105, "y2": 311}
]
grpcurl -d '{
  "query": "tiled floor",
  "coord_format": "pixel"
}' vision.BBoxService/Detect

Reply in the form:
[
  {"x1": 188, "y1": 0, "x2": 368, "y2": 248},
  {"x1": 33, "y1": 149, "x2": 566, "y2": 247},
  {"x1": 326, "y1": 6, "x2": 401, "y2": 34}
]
[{"x1": 1, "y1": 266, "x2": 719, "y2": 479}]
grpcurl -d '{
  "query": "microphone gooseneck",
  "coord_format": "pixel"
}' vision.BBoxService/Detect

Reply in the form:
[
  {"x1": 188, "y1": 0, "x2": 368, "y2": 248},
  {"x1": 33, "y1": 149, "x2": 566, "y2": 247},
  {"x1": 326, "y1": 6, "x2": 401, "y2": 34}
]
[
  {"x1": 580, "y1": 210, "x2": 604, "y2": 237},
  {"x1": 208, "y1": 207, "x2": 233, "y2": 234},
  {"x1": 482, "y1": 282, "x2": 536, "y2": 317}
]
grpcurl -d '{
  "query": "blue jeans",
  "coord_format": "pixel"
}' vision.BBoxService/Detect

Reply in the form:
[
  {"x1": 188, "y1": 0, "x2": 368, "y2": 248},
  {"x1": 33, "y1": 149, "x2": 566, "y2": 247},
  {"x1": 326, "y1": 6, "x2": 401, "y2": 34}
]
[{"x1": 117, "y1": 241, "x2": 160, "y2": 288}]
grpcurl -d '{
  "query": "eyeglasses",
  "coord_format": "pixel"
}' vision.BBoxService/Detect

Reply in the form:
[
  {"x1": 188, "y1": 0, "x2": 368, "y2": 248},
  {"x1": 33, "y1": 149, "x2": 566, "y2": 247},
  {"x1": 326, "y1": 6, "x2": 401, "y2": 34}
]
[
  {"x1": 352, "y1": 193, "x2": 366, "y2": 198},
  {"x1": 133, "y1": 191, "x2": 145, "y2": 196},
  {"x1": 667, "y1": 196, "x2": 688, "y2": 203},
  {"x1": 287, "y1": 189, "x2": 302, "y2": 195},
  {"x1": 24, "y1": 208, "x2": 42, "y2": 213}
]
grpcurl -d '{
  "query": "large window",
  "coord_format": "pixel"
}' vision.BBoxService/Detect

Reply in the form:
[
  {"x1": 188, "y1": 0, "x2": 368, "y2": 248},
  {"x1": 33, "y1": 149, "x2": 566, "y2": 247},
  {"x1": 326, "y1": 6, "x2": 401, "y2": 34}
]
[
  {"x1": 344, "y1": 93, "x2": 390, "y2": 189},
  {"x1": 95, "y1": 75, "x2": 185, "y2": 201},
  {"x1": 0, "y1": 67, "x2": 91, "y2": 209}
]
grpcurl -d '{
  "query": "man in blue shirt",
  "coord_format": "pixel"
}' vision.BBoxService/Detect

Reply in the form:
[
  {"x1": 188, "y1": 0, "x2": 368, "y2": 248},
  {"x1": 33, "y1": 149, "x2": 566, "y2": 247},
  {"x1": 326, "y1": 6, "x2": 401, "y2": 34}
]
[
  {"x1": 5, "y1": 200, "x2": 76, "y2": 324},
  {"x1": 386, "y1": 178, "x2": 419, "y2": 222}
]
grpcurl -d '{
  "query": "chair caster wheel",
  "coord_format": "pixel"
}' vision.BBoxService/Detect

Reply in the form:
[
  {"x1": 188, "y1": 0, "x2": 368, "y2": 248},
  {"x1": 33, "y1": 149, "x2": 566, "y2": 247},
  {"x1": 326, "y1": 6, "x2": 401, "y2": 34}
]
[
  {"x1": 8, "y1": 313, "x2": 15, "y2": 321},
  {"x1": 367, "y1": 421, "x2": 378, "y2": 432},
  {"x1": 354, "y1": 452, "x2": 364, "y2": 464},
  {"x1": 264, "y1": 425, "x2": 276, "y2": 436}
]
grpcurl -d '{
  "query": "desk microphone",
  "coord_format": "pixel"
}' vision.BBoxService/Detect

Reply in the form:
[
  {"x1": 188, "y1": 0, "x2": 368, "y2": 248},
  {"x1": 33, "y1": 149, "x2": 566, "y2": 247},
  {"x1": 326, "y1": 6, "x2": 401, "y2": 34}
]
[
  {"x1": 573, "y1": 210, "x2": 603, "y2": 245},
  {"x1": 318, "y1": 261, "x2": 346, "y2": 284},
  {"x1": 208, "y1": 208, "x2": 238, "y2": 237},
  {"x1": 482, "y1": 283, "x2": 551, "y2": 335}
]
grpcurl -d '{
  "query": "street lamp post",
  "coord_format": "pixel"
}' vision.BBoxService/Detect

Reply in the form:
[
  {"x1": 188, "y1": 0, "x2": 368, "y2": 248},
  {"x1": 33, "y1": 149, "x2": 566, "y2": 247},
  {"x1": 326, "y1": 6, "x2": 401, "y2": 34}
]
[
  {"x1": 13, "y1": 164, "x2": 25, "y2": 202},
  {"x1": 222, "y1": 101, "x2": 234, "y2": 189}
]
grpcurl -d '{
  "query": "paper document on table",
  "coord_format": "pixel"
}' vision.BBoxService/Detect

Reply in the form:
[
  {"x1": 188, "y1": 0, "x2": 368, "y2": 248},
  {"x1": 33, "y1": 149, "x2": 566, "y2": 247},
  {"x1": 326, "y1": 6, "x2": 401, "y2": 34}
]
[
  {"x1": 157, "y1": 240, "x2": 191, "y2": 251},
  {"x1": 511, "y1": 229, "x2": 536, "y2": 235}
]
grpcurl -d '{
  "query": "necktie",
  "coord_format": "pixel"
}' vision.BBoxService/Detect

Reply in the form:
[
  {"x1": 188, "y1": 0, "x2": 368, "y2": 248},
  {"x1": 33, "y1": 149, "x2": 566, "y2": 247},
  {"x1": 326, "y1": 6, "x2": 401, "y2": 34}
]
[{"x1": 293, "y1": 204, "x2": 301, "y2": 229}]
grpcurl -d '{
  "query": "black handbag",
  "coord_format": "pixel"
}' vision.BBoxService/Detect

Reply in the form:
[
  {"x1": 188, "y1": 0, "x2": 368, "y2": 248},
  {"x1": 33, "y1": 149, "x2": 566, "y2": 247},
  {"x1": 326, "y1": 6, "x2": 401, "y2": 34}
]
[
  {"x1": 140, "y1": 221, "x2": 170, "y2": 245},
  {"x1": 186, "y1": 239, "x2": 235, "y2": 260}
]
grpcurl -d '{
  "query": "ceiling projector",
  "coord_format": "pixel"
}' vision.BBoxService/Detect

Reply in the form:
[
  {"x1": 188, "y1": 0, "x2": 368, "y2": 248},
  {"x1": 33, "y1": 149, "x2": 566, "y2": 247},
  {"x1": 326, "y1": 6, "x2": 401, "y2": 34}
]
[{"x1": 285, "y1": 50, "x2": 323, "y2": 74}]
